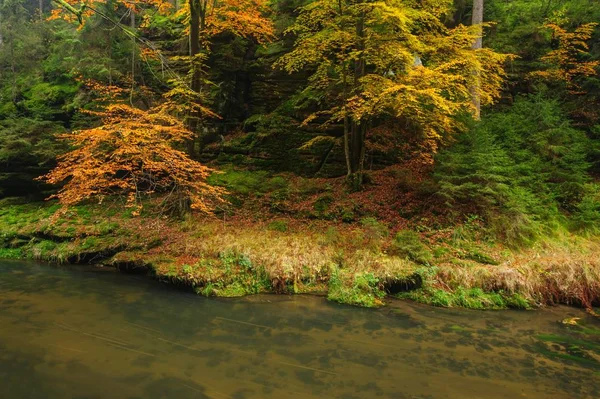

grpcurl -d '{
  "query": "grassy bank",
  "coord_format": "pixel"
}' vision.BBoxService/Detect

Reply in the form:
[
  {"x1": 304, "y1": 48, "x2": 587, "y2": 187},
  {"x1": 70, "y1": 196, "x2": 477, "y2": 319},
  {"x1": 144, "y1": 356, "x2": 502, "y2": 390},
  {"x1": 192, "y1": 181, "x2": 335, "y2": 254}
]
[{"x1": 1, "y1": 196, "x2": 599, "y2": 311}]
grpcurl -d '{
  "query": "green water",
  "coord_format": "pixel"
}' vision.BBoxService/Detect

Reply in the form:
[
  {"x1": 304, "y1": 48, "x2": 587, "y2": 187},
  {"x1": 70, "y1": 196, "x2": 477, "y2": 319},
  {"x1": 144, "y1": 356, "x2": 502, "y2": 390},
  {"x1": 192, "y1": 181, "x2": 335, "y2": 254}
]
[{"x1": 1, "y1": 260, "x2": 599, "y2": 399}]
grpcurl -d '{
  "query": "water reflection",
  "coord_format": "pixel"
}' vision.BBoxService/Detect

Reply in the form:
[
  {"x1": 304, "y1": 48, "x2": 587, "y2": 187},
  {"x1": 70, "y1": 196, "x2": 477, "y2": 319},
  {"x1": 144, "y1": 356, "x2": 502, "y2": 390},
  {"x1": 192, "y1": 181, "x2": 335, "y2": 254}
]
[{"x1": 1, "y1": 260, "x2": 599, "y2": 399}]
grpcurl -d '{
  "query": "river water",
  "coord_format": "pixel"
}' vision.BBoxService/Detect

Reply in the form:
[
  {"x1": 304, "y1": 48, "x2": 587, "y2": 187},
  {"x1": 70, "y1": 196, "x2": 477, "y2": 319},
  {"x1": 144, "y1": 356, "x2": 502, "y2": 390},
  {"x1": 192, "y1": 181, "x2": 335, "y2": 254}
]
[{"x1": 1, "y1": 260, "x2": 599, "y2": 399}]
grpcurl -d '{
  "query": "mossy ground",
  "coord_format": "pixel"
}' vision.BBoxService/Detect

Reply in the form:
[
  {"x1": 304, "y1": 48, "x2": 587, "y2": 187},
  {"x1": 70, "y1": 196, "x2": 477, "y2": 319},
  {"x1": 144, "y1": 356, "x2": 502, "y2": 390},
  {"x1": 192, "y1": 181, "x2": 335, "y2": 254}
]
[{"x1": 1, "y1": 168, "x2": 600, "y2": 311}]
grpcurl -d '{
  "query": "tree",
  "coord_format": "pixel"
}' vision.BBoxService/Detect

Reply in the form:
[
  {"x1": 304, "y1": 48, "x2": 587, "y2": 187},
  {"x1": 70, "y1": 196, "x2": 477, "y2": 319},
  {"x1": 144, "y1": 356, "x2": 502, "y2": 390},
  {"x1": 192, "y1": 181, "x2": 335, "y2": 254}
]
[
  {"x1": 277, "y1": 0, "x2": 511, "y2": 188},
  {"x1": 176, "y1": 0, "x2": 274, "y2": 155},
  {"x1": 471, "y1": 0, "x2": 483, "y2": 118},
  {"x1": 530, "y1": 22, "x2": 599, "y2": 94},
  {"x1": 39, "y1": 103, "x2": 226, "y2": 215}
]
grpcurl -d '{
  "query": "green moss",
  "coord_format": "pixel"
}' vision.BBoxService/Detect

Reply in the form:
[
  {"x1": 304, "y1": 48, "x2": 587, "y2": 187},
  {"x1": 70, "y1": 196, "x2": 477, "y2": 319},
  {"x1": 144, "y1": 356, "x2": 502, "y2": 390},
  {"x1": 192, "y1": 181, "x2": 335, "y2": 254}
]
[
  {"x1": 264, "y1": 176, "x2": 288, "y2": 191},
  {"x1": 0, "y1": 248, "x2": 23, "y2": 259},
  {"x1": 80, "y1": 237, "x2": 99, "y2": 250},
  {"x1": 328, "y1": 269, "x2": 385, "y2": 308},
  {"x1": 390, "y1": 230, "x2": 433, "y2": 265},
  {"x1": 215, "y1": 281, "x2": 249, "y2": 297},
  {"x1": 294, "y1": 178, "x2": 329, "y2": 197},
  {"x1": 399, "y1": 287, "x2": 532, "y2": 310},
  {"x1": 267, "y1": 220, "x2": 288, "y2": 232},
  {"x1": 97, "y1": 222, "x2": 120, "y2": 235},
  {"x1": 313, "y1": 194, "x2": 333, "y2": 215},
  {"x1": 432, "y1": 247, "x2": 450, "y2": 258},
  {"x1": 536, "y1": 334, "x2": 600, "y2": 351},
  {"x1": 207, "y1": 167, "x2": 289, "y2": 196},
  {"x1": 462, "y1": 250, "x2": 499, "y2": 265}
]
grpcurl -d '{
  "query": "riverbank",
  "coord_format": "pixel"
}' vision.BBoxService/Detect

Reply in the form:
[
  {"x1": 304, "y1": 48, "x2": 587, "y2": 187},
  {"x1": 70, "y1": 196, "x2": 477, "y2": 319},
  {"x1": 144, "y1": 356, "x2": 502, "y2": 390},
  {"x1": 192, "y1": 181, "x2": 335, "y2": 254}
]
[{"x1": 1, "y1": 197, "x2": 599, "y2": 311}]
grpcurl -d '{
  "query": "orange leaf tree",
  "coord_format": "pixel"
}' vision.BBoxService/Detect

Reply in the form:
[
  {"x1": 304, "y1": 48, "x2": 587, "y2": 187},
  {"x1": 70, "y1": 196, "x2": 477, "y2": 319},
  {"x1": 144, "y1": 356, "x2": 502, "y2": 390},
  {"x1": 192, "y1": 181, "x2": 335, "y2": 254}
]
[{"x1": 39, "y1": 104, "x2": 226, "y2": 215}]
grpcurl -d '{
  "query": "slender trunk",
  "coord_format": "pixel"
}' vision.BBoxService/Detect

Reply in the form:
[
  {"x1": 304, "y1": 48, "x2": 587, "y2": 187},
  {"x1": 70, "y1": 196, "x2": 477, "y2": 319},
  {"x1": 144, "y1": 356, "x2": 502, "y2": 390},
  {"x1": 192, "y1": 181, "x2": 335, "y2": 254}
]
[
  {"x1": 108, "y1": 28, "x2": 112, "y2": 85},
  {"x1": 349, "y1": 9, "x2": 366, "y2": 189},
  {"x1": 129, "y1": 7, "x2": 135, "y2": 106},
  {"x1": 0, "y1": 6, "x2": 3, "y2": 47},
  {"x1": 11, "y1": 58, "x2": 16, "y2": 101},
  {"x1": 10, "y1": 28, "x2": 16, "y2": 102},
  {"x1": 199, "y1": 0, "x2": 207, "y2": 31},
  {"x1": 342, "y1": 66, "x2": 351, "y2": 176},
  {"x1": 39, "y1": 0, "x2": 43, "y2": 20},
  {"x1": 338, "y1": 0, "x2": 352, "y2": 176},
  {"x1": 471, "y1": 0, "x2": 483, "y2": 119},
  {"x1": 187, "y1": 0, "x2": 201, "y2": 156}
]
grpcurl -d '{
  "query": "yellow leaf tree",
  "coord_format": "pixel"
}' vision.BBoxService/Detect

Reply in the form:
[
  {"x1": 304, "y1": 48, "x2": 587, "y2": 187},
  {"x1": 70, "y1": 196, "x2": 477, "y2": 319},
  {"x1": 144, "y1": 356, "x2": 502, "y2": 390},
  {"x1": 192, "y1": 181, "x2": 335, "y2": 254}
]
[
  {"x1": 530, "y1": 22, "x2": 599, "y2": 94},
  {"x1": 277, "y1": 0, "x2": 511, "y2": 189}
]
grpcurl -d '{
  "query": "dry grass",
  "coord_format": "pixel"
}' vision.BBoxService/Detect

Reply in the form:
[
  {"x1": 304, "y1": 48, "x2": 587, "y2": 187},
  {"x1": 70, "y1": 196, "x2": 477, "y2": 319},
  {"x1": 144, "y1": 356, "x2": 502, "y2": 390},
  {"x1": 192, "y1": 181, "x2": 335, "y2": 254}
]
[
  {"x1": 433, "y1": 239, "x2": 600, "y2": 308},
  {"x1": 152, "y1": 219, "x2": 417, "y2": 290}
]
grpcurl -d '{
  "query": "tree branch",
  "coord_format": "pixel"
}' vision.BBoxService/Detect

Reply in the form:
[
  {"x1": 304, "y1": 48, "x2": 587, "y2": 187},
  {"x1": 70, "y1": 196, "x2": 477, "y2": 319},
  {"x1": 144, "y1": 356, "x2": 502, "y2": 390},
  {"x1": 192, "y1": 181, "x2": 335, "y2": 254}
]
[{"x1": 51, "y1": 0, "x2": 87, "y2": 25}]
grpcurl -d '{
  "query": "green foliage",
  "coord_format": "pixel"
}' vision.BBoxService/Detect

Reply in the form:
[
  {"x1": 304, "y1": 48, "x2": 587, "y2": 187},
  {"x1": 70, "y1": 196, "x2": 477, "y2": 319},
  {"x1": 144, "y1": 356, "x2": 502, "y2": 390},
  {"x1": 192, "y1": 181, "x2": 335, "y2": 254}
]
[
  {"x1": 435, "y1": 96, "x2": 591, "y2": 246},
  {"x1": 390, "y1": 230, "x2": 432, "y2": 265},
  {"x1": 0, "y1": 248, "x2": 23, "y2": 259},
  {"x1": 328, "y1": 268, "x2": 385, "y2": 308},
  {"x1": 570, "y1": 184, "x2": 600, "y2": 235},
  {"x1": 486, "y1": 0, "x2": 600, "y2": 79},
  {"x1": 207, "y1": 167, "x2": 289, "y2": 196},
  {"x1": 401, "y1": 287, "x2": 531, "y2": 310},
  {"x1": 461, "y1": 249, "x2": 499, "y2": 266},
  {"x1": 312, "y1": 194, "x2": 334, "y2": 217}
]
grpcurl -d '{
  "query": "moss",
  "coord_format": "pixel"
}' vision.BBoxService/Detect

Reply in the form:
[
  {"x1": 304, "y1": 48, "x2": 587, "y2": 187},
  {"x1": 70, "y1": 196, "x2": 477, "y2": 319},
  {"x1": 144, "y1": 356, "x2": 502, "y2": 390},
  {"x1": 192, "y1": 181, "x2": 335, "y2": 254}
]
[
  {"x1": 328, "y1": 269, "x2": 386, "y2": 308},
  {"x1": 294, "y1": 178, "x2": 329, "y2": 197},
  {"x1": 433, "y1": 246, "x2": 450, "y2": 258},
  {"x1": 399, "y1": 287, "x2": 532, "y2": 310},
  {"x1": 267, "y1": 220, "x2": 288, "y2": 232},
  {"x1": 80, "y1": 237, "x2": 99, "y2": 250},
  {"x1": 390, "y1": 230, "x2": 433, "y2": 265},
  {"x1": 215, "y1": 281, "x2": 251, "y2": 297},
  {"x1": 0, "y1": 248, "x2": 23, "y2": 259},
  {"x1": 96, "y1": 222, "x2": 120, "y2": 235},
  {"x1": 207, "y1": 167, "x2": 289, "y2": 196},
  {"x1": 268, "y1": 188, "x2": 290, "y2": 212},
  {"x1": 462, "y1": 250, "x2": 499, "y2": 265},
  {"x1": 313, "y1": 194, "x2": 334, "y2": 216}
]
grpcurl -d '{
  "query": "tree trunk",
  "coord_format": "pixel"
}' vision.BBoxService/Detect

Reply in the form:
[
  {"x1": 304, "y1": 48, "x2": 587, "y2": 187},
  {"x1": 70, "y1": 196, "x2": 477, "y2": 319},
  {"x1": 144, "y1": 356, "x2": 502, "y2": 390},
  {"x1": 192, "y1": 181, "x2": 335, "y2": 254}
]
[
  {"x1": 10, "y1": 34, "x2": 16, "y2": 101},
  {"x1": 39, "y1": 0, "x2": 43, "y2": 20},
  {"x1": 471, "y1": 0, "x2": 483, "y2": 119},
  {"x1": 0, "y1": 6, "x2": 3, "y2": 47},
  {"x1": 348, "y1": 10, "x2": 366, "y2": 190},
  {"x1": 187, "y1": 0, "x2": 201, "y2": 156},
  {"x1": 129, "y1": 7, "x2": 135, "y2": 105}
]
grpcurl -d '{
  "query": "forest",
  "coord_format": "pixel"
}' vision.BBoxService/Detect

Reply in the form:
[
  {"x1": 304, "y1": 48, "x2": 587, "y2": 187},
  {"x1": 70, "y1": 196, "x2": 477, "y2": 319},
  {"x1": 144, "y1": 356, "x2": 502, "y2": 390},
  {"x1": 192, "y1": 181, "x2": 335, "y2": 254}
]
[{"x1": 1, "y1": 0, "x2": 600, "y2": 310}]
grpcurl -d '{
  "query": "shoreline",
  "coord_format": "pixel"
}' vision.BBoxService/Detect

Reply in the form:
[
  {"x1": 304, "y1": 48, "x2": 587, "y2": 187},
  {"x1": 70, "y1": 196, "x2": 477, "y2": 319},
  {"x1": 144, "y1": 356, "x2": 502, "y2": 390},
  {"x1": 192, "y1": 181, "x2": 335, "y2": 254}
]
[{"x1": 2, "y1": 201, "x2": 599, "y2": 311}]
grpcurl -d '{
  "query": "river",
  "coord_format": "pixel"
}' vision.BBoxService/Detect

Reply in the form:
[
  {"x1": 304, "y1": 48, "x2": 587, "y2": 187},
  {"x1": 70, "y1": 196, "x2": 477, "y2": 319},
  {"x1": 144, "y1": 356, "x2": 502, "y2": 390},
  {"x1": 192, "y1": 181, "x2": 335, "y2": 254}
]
[{"x1": 1, "y1": 260, "x2": 599, "y2": 398}]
